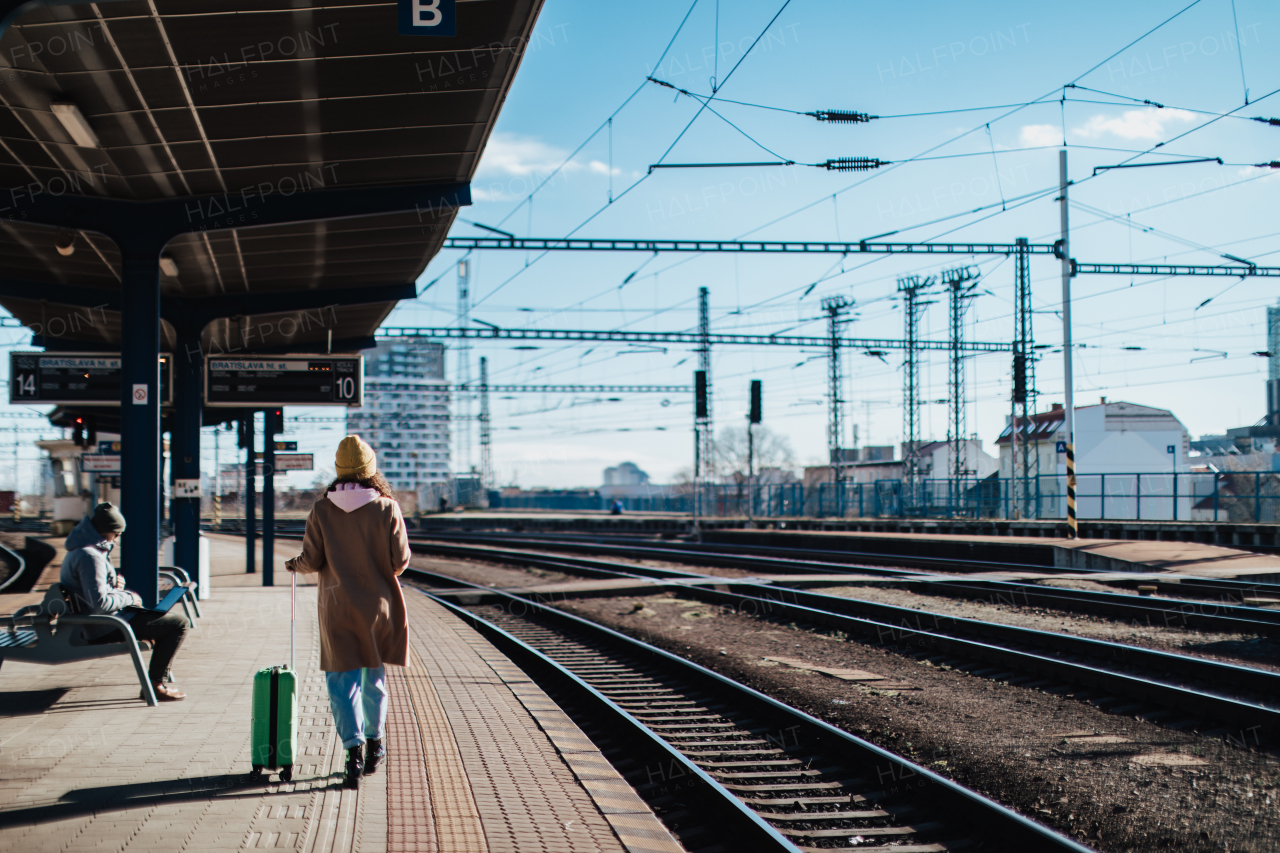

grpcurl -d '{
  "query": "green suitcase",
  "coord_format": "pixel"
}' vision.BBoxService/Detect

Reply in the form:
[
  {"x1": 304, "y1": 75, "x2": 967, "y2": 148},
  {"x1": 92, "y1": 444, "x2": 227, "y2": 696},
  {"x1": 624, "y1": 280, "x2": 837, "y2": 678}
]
[
  {"x1": 250, "y1": 575, "x2": 298, "y2": 782},
  {"x1": 251, "y1": 664, "x2": 298, "y2": 781}
]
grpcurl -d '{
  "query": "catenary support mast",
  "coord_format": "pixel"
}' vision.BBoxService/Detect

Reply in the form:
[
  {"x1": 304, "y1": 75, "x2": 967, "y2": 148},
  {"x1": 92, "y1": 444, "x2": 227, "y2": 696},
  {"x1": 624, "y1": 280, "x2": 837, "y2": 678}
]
[
  {"x1": 479, "y1": 355, "x2": 492, "y2": 497},
  {"x1": 1059, "y1": 150, "x2": 1077, "y2": 538},
  {"x1": 696, "y1": 287, "x2": 714, "y2": 481}
]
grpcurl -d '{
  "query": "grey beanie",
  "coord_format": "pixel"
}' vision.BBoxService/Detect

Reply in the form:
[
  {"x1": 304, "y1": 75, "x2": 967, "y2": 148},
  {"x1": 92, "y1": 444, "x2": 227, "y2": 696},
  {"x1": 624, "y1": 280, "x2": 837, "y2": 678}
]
[{"x1": 90, "y1": 502, "x2": 126, "y2": 535}]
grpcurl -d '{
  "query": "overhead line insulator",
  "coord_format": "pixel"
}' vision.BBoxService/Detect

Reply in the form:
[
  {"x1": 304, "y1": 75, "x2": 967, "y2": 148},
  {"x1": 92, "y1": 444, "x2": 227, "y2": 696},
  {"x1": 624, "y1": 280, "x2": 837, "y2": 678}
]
[
  {"x1": 1252, "y1": 117, "x2": 1280, "y2": 126},
  {"x1": 824, "y1": 157, "x2": 888, "y2": 171},
  {"x1": 811, "y1": 110, "x2": 876, "y2": 123}
]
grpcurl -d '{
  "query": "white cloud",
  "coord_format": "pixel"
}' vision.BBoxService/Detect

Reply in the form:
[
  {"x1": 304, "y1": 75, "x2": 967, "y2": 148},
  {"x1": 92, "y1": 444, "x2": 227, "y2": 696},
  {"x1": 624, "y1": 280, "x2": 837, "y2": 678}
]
[
  {"x1": 476, "y1": 132, "x2": 577, "y2": 177},
  {"x1": 1071, "y1": 108, "x2": 1195, "y2": 141},
  {"x1": 1019, "y1": 124, "x2": 1060, "y2": 147},
  {"x1": 587, "y1": 160, "x2": 621, "y2": 176}
]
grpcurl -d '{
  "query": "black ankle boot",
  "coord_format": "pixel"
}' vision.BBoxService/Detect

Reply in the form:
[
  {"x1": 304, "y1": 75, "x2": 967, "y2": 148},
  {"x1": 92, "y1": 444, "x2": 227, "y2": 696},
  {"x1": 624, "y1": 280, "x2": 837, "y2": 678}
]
[
  {"x1": 343, "y1": 745, "x2": 363, "y2": 790},
  {"x1": 364, "y1": 739, "x2": 385, "y2": 775}
]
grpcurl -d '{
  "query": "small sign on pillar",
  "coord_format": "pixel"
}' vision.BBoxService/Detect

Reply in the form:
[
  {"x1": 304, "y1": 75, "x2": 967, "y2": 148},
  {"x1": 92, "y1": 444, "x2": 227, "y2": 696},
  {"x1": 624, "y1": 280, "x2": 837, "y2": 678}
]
[{"x1": 173, "y1": 479, "x2": 202, "y2": 499}]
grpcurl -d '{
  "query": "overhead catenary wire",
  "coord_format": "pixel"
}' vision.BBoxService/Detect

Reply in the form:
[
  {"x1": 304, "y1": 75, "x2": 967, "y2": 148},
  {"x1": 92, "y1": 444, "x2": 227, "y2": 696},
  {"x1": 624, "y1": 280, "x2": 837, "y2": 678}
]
[
  {"x1": 470, "y1": 0, "x2": 796, "y2": 309},
  {"x1": 402, "y1": 3, "x2": 1280, "y2": 461}
]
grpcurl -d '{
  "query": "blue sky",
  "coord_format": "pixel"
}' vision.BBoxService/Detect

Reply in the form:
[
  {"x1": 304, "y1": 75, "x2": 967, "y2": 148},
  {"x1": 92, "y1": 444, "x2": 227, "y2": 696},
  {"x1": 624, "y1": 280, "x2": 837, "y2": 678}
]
[
  {"x1": 3, "y1": 0, "x2": 1279, "y2": 492},
  {"x1": 390, "y1": 0, "x2": 1280, "y2": 488}
]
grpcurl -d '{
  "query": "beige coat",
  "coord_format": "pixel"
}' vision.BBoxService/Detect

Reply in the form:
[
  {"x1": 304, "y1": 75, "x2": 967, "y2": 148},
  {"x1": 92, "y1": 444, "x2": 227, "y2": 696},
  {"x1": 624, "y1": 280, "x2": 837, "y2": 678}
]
[{"x1": 285, "y1": 495, "x2": 412, "y2": 672}]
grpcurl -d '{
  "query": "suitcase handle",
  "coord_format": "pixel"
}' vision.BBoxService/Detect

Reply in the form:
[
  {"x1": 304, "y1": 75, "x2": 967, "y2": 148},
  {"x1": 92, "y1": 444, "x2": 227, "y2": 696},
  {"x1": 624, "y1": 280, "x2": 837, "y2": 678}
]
[{"x1": 290, "y1": 570, "x2": 295, "y2": 672}]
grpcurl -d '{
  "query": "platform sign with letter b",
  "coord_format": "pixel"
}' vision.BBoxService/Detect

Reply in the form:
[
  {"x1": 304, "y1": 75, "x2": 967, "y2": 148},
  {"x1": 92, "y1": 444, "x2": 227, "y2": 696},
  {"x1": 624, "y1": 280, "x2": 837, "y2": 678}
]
[{"x1": 399, "y1": 0, "x2": 456, "y2": 36}]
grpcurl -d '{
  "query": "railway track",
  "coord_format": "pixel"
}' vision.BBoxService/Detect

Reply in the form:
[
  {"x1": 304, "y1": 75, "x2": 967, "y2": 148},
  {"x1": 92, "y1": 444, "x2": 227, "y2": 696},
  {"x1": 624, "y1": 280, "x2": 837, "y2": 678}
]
[
  {"x1": 407, "y1": 528, "x2": 1280, "y2": 606},
  {"x1": 407, "y1": 570, "x2": 1095, "y2": 853},
  {"x1": 407, "y1": 532, "x2": 1280, "y2": 636},
  {"x1": 406, "y1": 539, "x2": 1280, "y2": 740}
]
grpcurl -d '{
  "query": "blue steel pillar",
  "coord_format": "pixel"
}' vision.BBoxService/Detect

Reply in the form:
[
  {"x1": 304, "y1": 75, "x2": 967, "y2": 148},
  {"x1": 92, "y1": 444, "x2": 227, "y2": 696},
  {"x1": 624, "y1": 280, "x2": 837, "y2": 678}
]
[
  {"x1": 119, "y1": 249, "x2": 163, "y2": 608},
  {"x1": 245, "y1": 413, "x2": 256, "y2": 573},
  {"x1": 171, "y1": 333, "x2": 203, "y2": 579},
  {"x1": 262, "y1": 410, "x2": 275, "y2": 587}
]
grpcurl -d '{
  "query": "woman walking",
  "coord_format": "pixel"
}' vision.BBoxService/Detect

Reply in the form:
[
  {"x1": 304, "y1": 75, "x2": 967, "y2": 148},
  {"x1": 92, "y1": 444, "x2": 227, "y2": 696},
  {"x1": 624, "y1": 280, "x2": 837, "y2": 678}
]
[{"x1": 286, "y1": 435, "x2": 412, "y2": 789}]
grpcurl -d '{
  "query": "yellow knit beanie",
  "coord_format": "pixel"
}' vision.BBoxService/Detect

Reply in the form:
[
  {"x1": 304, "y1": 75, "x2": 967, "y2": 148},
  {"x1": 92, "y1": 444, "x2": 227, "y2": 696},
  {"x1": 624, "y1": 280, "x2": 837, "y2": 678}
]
[{"x1": 335, "y1": 435, "x2": 376, "y2": 478}]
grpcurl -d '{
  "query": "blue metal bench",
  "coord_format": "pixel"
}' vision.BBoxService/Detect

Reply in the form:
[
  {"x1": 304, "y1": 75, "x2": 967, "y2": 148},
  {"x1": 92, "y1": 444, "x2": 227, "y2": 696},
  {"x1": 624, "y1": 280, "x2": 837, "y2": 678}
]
[
  {"x1": 0, "y1": 583, "x2": 158, "y2": 706},
  {"x1": 159, "y1": 566, "x2": 201, "y2": 627}
]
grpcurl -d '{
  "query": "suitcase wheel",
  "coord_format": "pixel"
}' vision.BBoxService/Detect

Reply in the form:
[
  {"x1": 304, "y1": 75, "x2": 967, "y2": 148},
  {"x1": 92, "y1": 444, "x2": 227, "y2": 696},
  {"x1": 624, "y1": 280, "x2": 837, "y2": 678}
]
[
  {"x1": 279, "y1": 765, "x2": 293, "y2": 783},
  {"x1": 250, "y1": 765, "x2": 264, "y2": 780}
]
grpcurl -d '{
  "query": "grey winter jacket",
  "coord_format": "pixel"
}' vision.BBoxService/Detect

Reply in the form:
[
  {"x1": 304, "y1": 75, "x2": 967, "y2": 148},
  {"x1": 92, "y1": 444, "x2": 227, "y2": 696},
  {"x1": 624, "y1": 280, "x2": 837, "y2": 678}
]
[{"x1": 60, "y1": 517, "x2": 132, "y2": 638}]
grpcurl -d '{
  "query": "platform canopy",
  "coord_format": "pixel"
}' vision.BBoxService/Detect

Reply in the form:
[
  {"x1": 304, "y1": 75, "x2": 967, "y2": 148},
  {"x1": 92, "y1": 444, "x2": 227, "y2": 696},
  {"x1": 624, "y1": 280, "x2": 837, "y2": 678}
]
[
  {"x1": 0, "y1": 0, "x2": 546, "y2": 602},
  {"x1": 0, "y1": 0, "x2": 542, "y2": 353}
]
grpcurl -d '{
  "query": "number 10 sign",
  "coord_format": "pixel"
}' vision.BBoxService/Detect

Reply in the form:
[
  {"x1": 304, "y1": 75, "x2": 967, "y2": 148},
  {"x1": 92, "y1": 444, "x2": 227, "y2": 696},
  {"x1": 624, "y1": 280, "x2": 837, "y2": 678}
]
[
  {"x1": 205, "y1": 355, "x2": 363, "y2": 408},
  {"x1": 399, "y1": 0, "x2": 456, "y2": 36}
]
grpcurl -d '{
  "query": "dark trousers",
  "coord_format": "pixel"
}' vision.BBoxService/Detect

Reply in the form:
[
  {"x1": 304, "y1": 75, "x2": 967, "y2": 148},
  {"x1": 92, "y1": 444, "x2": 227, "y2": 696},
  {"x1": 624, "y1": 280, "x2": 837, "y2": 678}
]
[{"x1": 96, "y1": 609, "x2": 190, "y2": 683}]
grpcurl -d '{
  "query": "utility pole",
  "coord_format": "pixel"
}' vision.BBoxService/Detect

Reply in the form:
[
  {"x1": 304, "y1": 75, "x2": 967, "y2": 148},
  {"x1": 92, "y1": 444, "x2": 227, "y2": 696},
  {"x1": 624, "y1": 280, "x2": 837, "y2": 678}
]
[
  {"x1": 243, "y1": 414, "x2": 255, "y2": 574},
  {"x1": 213, "y1": 425, "x2": 221, "y2": 527},
  {"x1": 1058, "y1": 150, "x2": 1077, "y2": 538},
  {"x1": 479, "y1": 355, "x2": 492, "y2": 502},
  {"x1": 748, "y1": 379, "x2": 761, "y2": 522},
  {"x1": 694, "y1": 369, "x2": 708, "y2": 523},
  {"x1": 897, "y1": 275, "x2": 935, "y2": 507},
  {"x1": 822, "y1": 296, "x2": 852, "y2": 510},
  {"x1": 1012, "y1": 237, "x2": 1037, "y2": 518},
  {"x1": 457, "y1": 259, "x2": 472, "y2": 475},
  {"x1": 696, "y1": 287, "x2": 713, "y2": 483},
  {"x1": 944, "y1": 266, "x2": 979, "y2": 514}
]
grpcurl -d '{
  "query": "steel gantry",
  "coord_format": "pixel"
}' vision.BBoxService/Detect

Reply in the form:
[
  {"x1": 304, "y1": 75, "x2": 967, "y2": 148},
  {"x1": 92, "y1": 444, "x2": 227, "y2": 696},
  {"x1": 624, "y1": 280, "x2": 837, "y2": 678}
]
[
  {"x1": 896, "y1": 275, "x2": 936, "y2": 494},
  {"x1": 450, "y1": 384, "x2": 690, "y2": 393},
  {"x1": 822, "y1": 296, "x2": 853, "y2": 492},
  {"x1": 378, "y1": 327, "x2": 1011, "y2": 352},
  {"x1": 1012, "y1": 238, "x2": 1038, "y2": 518},
  {"x1": 443, "y1": 237, "x2": 1059, "y2": 255},
  {"x1": 943, "y1": 266, "x2": 980, "y2": 499},
  {"x1": 441, "y1": 236, "x2": 1280, "y2": 277}
]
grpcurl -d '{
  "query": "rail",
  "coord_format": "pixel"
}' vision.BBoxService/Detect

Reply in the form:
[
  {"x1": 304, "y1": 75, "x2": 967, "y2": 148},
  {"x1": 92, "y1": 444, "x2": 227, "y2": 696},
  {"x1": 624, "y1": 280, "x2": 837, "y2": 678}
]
[
  {"x1": 407, "y1": 538, "x2": 1280, "y2": 739},
  {"x1": 409, "y1": 570, "x2": 1096, "y2": 852}
]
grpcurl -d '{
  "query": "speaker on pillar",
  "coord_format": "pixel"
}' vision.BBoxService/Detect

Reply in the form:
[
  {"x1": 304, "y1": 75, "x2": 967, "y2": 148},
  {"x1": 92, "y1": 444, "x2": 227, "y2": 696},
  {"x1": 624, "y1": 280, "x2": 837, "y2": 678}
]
[
  {"x1": 238, "y1": 418, "x2": 250, "y2": 449},
  {"x1": 85, "y1": 414, "x2": 97, "y2": 449}
]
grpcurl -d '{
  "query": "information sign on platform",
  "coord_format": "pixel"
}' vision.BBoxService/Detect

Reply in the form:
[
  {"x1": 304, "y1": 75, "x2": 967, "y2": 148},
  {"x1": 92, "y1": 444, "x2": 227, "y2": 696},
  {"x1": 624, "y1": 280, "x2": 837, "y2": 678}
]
[
  {"x1": 398, "y1": 0, "x2": 456, "y2": 36},
  {"x1": 81, "y1": 454, "x2": 121, "y2": 472},
  {"x1": 253, "y1": 453, "x2": 314, "y2": 471},
  {"x1": 9, "y1": 353, "x2": 173, "y2": 406},
  {"x1": 273, "y1": 441, "x2": 298, "y2": 452},
  {"x1": 205, "y1": 355, "x2": 363, "y2": 407},
  {"x1": 173, "y1": 479, "x2": 202, "y2": 498}
]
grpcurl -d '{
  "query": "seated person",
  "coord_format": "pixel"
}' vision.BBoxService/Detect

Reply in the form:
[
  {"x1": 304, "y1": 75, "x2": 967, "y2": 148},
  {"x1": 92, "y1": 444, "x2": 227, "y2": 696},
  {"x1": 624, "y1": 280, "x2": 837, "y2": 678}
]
[{"x1": 59, "y1": 502, "x2": 190, "y2": 701}]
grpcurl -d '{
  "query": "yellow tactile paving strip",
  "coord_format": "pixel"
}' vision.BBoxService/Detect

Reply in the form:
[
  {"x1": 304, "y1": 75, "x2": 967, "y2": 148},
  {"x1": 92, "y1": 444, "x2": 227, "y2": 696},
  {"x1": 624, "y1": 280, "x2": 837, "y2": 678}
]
[
  {"x1": 395, "y1": 648, "x2": 487, "y2": 853},
  {"x1": 403, "y1": 592, "x2": 685, "y2": 853}
]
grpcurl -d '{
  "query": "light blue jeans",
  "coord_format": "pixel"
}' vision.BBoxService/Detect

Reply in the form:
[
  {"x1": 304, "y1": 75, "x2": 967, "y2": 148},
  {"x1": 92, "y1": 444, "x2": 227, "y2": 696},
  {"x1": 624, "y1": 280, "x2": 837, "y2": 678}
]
[{"x1": 326, "y1": 667, "x2": 388, "y2": 750}]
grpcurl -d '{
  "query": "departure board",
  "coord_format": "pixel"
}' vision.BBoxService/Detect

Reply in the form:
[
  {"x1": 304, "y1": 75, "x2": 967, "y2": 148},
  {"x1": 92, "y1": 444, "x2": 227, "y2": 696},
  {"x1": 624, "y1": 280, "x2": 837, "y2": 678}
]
[
  {"x1": 205, "y1": 355, "x2": 363, "y2": 407},
  {"x1": 9, "y1": 352, "x2": 173, "y2": 406}
]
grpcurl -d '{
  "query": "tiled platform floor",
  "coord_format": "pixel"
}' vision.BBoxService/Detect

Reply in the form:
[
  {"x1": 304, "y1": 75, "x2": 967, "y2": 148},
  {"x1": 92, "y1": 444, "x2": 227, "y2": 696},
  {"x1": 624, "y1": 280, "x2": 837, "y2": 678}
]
[{"x1": 0, "y1": 537, "x2": 682, "y2": 853}]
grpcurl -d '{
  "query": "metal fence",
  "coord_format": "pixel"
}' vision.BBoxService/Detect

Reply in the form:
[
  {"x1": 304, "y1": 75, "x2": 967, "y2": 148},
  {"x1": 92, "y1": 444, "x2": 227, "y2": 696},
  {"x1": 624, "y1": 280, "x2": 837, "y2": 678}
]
[{"x1": 492, "y1": 471, "x2": 1280, "y2": 521}]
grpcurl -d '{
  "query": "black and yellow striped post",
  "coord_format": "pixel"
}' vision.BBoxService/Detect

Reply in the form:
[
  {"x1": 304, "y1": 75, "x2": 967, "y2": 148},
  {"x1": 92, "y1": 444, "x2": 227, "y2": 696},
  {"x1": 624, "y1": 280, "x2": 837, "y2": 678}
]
[{"x1": 1065, "y1": 442, "x2": 1077, "y2": 538}]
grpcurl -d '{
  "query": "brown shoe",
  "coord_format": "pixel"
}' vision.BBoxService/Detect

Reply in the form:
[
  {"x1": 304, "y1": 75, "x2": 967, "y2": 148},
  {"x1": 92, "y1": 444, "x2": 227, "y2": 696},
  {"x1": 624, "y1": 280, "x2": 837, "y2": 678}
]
[{"x1": 141, "y1": 683, "x2": 186, "y2": 702}]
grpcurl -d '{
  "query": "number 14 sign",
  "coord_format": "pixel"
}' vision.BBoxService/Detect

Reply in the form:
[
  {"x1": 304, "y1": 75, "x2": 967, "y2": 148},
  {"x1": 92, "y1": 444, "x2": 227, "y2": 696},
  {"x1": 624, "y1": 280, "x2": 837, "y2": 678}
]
[{"x1": 399, "y1": 0, "x2": 456, "y2": 36}]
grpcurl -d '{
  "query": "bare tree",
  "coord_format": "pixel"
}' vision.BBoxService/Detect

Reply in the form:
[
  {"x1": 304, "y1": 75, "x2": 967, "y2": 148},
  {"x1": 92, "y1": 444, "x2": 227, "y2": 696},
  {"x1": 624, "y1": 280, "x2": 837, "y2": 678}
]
[{"x1": 715, "y1": 425, "x2": 796, "y2": 484}]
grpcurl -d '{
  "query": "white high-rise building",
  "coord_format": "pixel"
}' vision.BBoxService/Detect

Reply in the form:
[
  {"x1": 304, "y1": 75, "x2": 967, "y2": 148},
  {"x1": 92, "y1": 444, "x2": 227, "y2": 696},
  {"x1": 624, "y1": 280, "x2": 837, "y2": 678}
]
[{"x1": 346, "y1": 340, "x2": 450, "y2": 494}]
